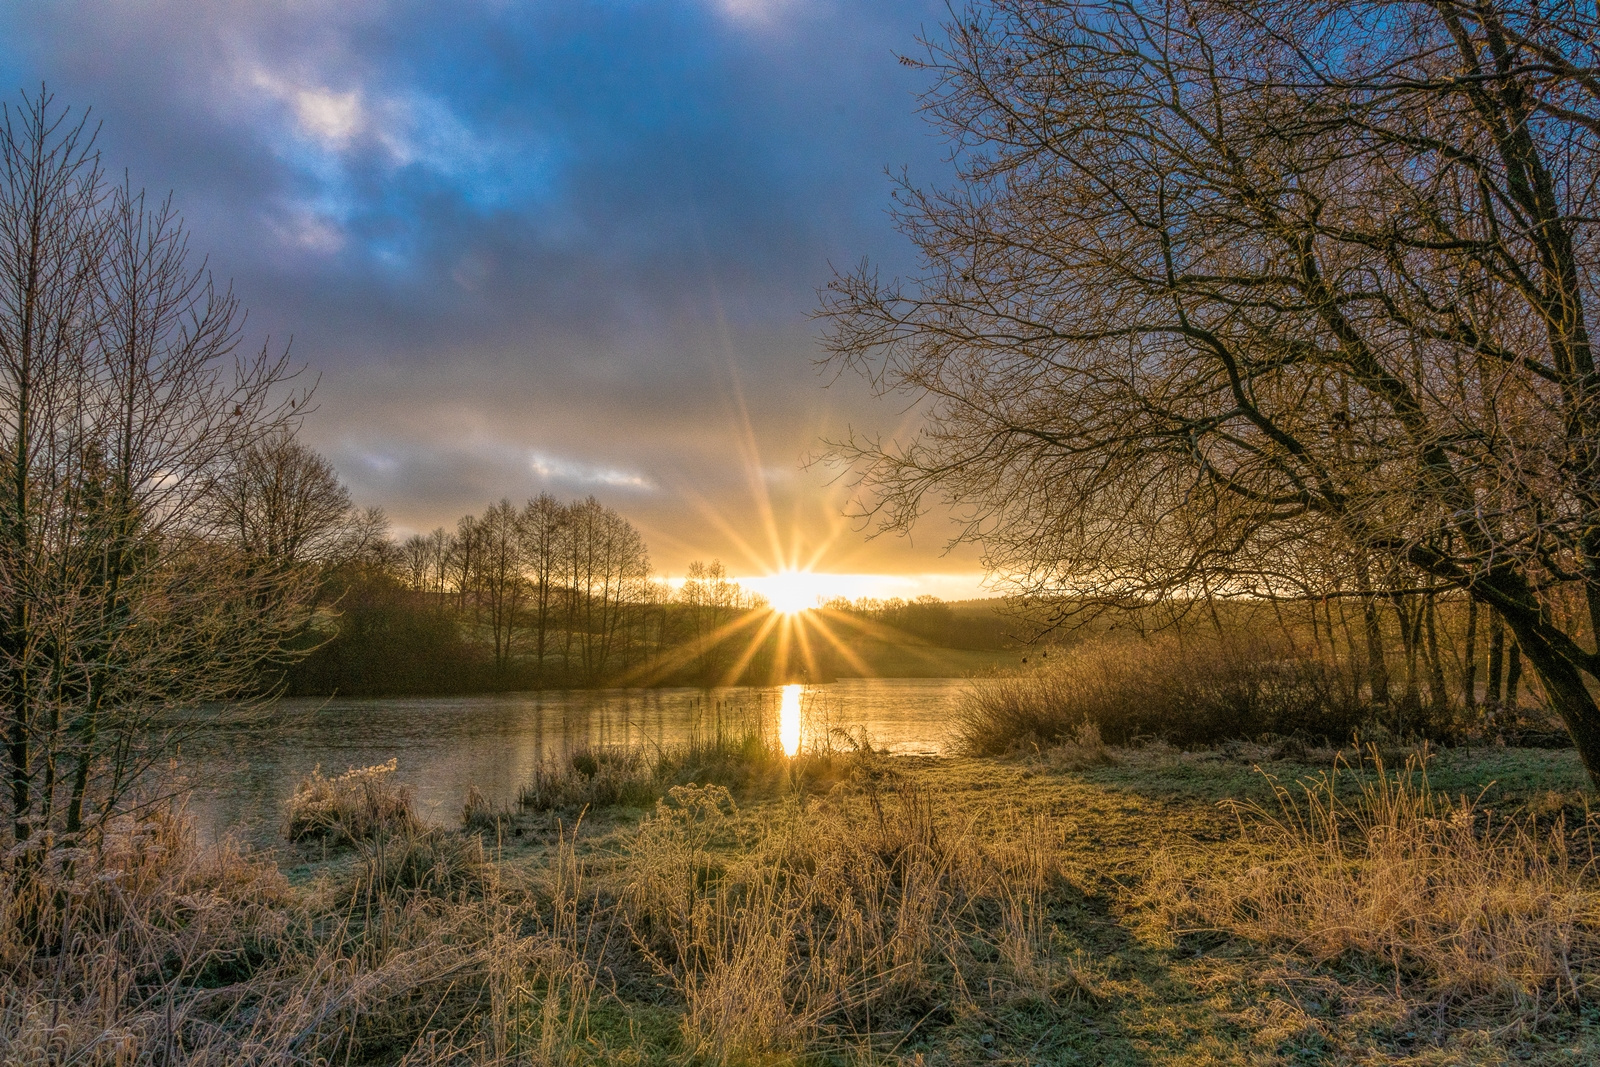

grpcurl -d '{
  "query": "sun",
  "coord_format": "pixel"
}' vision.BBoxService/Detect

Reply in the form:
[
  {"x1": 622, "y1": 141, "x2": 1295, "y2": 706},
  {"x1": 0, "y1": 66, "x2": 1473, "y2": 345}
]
[{"x1": 762, "y1": 569, "x2": 819, "y2": 615}]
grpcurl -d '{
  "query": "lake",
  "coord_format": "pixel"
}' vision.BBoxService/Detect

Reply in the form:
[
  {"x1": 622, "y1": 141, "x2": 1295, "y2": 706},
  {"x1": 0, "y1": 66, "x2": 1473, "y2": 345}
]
[{"x1": 169, "y1": 677, "x2": 973, "y2": 847}]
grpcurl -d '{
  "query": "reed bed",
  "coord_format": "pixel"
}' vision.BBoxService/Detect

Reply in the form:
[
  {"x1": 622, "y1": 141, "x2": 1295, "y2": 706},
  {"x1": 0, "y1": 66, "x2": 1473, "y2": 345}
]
[
  {"x1": 956, "y1": 634, "x2": 1365, "y2": 753},
  {"x1": 516, "y1": 723, "x2": 859, "y2": 814},
  {"x1": 1142, "y1": 748, "x2": 1600, "y2": 1023}
]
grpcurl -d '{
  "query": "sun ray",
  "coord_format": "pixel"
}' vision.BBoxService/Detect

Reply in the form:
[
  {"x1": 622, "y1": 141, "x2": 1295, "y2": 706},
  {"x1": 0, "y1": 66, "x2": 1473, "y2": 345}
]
[
  {"x1": 716, "y1": 608, "x2": 786, "y2": 685},
  {"x1": 797, "y1": 610, "x2": 877, "y2": 679}
]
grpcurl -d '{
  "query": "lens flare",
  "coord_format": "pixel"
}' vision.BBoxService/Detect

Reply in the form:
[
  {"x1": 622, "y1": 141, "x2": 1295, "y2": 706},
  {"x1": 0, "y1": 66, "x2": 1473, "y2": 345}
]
[{"x1": 779, "y1": 683, "x2": 803, "y2": 756}]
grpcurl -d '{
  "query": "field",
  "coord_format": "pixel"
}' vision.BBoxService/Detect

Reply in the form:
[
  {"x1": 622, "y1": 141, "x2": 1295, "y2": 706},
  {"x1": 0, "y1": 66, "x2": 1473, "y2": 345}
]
[{"x1": 10, "y1": 735, "x2": 1600, "y2": 1066}]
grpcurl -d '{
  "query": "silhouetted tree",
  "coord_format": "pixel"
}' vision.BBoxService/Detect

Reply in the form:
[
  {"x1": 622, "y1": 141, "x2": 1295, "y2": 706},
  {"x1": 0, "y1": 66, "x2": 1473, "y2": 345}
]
[{"x1": 824, "y1": 0, "x2": 1600, "y2": 785}]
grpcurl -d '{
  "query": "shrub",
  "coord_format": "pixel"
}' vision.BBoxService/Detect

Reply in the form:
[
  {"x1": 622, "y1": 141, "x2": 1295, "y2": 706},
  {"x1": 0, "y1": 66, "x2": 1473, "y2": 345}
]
[
  {"x1": 956, "y1": 634, "x2": 1365, "y2": 753},
  {"x1": 285, "y1": 758, "x2": 422, "y2": 844}
]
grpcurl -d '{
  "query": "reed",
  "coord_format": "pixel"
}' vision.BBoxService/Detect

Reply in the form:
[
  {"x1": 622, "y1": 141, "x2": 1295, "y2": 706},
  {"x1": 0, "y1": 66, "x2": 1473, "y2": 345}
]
[{"x1": 956, "y1": 634, "x2": 1365, "y2": 754}]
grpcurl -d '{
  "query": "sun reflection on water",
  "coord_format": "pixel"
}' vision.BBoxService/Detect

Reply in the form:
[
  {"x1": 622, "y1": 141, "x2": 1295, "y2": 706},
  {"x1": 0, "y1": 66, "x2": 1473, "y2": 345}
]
[{"x1": 779, "y1": 683, "x2": 803, "y2": 756}]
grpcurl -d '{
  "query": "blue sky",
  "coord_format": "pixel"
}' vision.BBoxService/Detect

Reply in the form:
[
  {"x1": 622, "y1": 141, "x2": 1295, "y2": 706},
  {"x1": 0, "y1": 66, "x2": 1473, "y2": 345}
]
[{"x1": 2, "y1": 0, "x2": 989, "y2": 594}]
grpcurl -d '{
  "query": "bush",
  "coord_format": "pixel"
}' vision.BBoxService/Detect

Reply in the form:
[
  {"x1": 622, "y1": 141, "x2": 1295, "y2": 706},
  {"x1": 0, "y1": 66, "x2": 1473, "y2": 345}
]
[
  {"x1": 955, "y1": 635, "x2": 1365, "y2": 753},
  {"x1": 285, "y1": 759, "x2": 422, "y2": 844}
]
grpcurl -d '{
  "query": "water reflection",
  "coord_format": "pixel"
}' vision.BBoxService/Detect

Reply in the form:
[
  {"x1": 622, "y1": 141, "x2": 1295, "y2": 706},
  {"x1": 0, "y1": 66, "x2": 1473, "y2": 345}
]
[
  {"x1": 168, "y1": 677, "x2": 971, "y2": 846},
  {"x1": 779, "y1": 683, "x2": 802, "y2": 755}
]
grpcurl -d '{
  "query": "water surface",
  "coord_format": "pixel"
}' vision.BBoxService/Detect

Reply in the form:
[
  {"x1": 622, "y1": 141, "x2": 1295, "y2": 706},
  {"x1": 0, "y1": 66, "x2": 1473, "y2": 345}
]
[{"x1": 171, "y1": 678, "x2": 971, "y2": 846}]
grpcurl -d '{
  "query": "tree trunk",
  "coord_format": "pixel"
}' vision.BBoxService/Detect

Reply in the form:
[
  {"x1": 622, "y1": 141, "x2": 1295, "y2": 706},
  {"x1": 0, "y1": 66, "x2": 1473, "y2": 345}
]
[
  {"x1": 1424, "y1": 593, "x2": 1447, "y2": 718},
  {"x1": 1362, "y1": 594, "x2": 1389, "y2": 705},
  {"x1": 1503, "y1": 617, "x2": 1600, "y2": 790},
  {"x1": 1462, "y1": 597, "x2": 1479, "y2": 713},
  {"x1": 1506, "y1": 642, "x2": 1523, "y2": 710},
  {"x1": 1487, "y1": 615, "x2": 1506, "y2": 708}
]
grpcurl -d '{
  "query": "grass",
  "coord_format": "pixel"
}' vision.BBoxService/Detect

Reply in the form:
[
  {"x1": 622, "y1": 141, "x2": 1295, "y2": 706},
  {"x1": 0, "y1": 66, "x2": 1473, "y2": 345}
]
[
  {"x1": 7, "y1": 740, "x2": 1600, "y2": 1064},
  {"x1": 1140, "y1": 747, "x2": 1599, "y2": 1023}
]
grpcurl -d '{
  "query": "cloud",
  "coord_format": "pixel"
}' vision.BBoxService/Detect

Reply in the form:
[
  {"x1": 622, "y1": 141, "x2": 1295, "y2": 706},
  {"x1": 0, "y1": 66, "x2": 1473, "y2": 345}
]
[
  {"x1": 0, "y1": 0, "x2": 982, "y2": 582},
  {"x1": 529, "y1": 453, "x2": 655, "y2": 493}
]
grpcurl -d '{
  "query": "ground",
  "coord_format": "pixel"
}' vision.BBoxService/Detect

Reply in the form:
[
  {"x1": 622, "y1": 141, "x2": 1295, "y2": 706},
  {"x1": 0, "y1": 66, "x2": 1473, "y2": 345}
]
[{"x1": 280, "y1": 742, "x2": 1600, "y2": 1065}]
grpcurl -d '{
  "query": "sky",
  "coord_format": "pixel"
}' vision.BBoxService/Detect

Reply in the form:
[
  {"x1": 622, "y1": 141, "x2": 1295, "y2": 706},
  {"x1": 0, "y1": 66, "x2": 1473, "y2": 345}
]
[{"x1": 1, "y1": 0, "x2": 991, "y2": 600}]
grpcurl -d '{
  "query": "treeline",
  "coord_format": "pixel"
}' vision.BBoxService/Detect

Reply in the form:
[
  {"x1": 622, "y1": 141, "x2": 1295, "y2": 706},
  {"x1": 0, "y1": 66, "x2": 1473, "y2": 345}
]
[
  {"x1": 820, "y1": 596, "x2": 1012, "y2": 651},
  {"x1": 287, "y1": 501, "x2": 1020, "y2": 694},
  {"x1": 288, "y1": 500, "x2": 792, "y2": 693}
]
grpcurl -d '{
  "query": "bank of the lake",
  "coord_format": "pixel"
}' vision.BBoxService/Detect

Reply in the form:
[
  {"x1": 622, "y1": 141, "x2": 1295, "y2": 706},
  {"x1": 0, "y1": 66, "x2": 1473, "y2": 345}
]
[{"x1": 20, "y1": 741, "x2": 1600, "y2": 1067}]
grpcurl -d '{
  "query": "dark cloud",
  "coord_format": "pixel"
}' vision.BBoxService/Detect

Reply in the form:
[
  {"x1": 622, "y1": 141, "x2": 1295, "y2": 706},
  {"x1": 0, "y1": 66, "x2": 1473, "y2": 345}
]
[{"x1": 0, "y1": 0, "x2": 987, "y2": 588}]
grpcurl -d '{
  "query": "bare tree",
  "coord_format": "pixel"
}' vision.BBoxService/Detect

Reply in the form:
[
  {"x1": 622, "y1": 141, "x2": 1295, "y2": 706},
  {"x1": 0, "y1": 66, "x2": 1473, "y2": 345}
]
[
  {"x1": 567, "y1": 496, "x2": 650, "y2": 684},
  {"x1": 448, "y1": 514, "x2": 480, "y2": 617},
  {"x1": 0, "y1": 90, "x2": 310, "y2": 843},
  {"x1": 678, "y1": 559, "x2": 759, "y2": 682},
  {"x1": 520, "y1": 492, "x2": 567, "y2": 684},
  {"x1": 822, "y1": 0, "x2": 1600, "y2": 784},
  {"x1": 475, "y1": 499, "x2": 525, "y2": 673},
  {"x1": 401, "y1": 533, "x2": 431, "y2": 590},
  {"x1": 209, "y1": 430, "x2": 382, "y2": 569}
]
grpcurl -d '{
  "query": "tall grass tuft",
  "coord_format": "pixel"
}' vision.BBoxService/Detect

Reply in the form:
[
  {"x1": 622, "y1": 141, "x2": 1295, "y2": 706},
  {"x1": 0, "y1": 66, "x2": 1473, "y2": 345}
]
[
  {"x1": 956, "y1": 634, "x2": 1364, "y2": 753},
  {"x1": 1143, "y1": 748, "x2": 1600, "y2": 1021},
  {"x1": 518, "y1": 744, "x2": 660, "y2": 812},
  {"x1": 618, "y1": 780, "x2": 1068, "y2": 1061},
  {"x1": 285, "y1": 758, "x2": 422, "y2": 844}
]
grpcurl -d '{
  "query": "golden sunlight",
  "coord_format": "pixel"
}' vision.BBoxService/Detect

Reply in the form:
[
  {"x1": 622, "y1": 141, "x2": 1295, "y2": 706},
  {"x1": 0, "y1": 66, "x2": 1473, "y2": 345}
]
[
  {"x1": 779, "y1": 683, "x2": 803, "y2": 756},
  {"x1": 757, "y1": 568, "x2": 820, "y2": 615}
]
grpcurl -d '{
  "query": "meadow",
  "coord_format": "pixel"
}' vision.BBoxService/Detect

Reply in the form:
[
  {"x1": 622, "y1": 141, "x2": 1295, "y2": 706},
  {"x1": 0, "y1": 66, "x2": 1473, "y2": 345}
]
[{"x1": 7, "y1": 715, "x2": 1599, "y2": 1066}]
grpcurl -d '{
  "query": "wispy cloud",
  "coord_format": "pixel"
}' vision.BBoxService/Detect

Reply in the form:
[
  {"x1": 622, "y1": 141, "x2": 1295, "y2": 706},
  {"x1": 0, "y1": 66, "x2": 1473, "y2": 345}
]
[{"x1": 530, "y1": 452, "x2": 655, "y2": 492}]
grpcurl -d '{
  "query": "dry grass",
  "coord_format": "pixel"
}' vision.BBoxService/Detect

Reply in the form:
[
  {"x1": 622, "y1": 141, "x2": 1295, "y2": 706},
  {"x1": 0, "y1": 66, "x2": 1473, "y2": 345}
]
[
  {"x1": 1043, "y1": 720, "x2": 1117, "y2": 771},
  {"x1": 461, "y1": 785, "x2": 514, "y2": 837},
  {"x1": 13, "y1": 744, "x2": 1597, "y2": 1065},
  {"x1": 1142, "y1": 747, "x2": 1600, "y2": 1023},
  {"x1": 957, "y1": 634, "x2": 1365, "y2": 753},
  {"x1": 517, "y1": 745, "x2": 659, "y2": 812},
  {"x1": 616, "y1": 778, "x2": 1072, "y2": 1060},
  {"x1": 286, "y1": 758, "x2": 423, "y2": 845},
  {"x1": 0, "y1": 811, "x2": 595, "y2": 1066}
]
